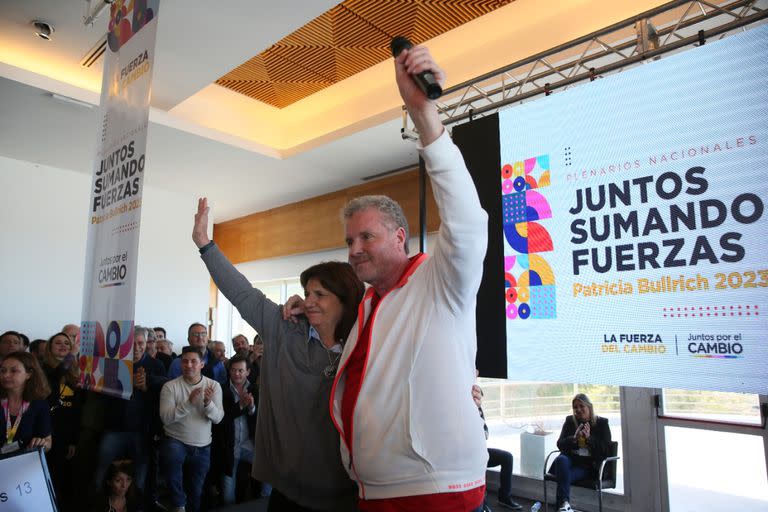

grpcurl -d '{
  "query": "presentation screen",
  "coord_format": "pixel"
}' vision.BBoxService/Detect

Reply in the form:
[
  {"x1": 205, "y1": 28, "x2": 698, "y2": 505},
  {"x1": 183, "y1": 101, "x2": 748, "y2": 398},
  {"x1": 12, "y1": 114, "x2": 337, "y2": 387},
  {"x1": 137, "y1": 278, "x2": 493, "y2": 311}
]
[
  {"x1": 459, "y1": 24, "x2": 767, "y2": 393},
  {"x1": 0, "y1": 449, "x2": 57, "y2": 511}
]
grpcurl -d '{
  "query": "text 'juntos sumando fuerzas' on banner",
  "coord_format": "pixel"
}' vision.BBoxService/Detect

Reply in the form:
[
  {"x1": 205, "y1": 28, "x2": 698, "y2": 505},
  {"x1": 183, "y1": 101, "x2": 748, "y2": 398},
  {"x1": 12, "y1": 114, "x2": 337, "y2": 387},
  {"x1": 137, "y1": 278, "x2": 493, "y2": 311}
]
[{"x1": 569, "y1": 166, "x2": 763, "y2": 275}]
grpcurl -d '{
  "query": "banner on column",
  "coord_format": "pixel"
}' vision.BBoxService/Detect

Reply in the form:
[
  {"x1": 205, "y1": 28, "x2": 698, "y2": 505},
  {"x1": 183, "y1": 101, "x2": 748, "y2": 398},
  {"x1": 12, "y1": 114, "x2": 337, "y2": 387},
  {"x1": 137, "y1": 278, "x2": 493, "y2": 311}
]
[
  {"x1": 79, "y1": 0, "x2": 160, "y2": 399},
  {"x1": 499, "y1": 25, "x2": 767, "y2": 394}
]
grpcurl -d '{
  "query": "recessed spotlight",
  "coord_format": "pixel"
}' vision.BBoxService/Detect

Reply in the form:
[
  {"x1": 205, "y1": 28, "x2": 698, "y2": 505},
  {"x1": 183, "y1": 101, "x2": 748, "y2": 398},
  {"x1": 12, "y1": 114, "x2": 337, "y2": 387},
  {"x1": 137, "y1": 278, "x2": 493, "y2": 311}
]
[{"x1": 32, "y1": 20, "x2": 54, "y2": 41}]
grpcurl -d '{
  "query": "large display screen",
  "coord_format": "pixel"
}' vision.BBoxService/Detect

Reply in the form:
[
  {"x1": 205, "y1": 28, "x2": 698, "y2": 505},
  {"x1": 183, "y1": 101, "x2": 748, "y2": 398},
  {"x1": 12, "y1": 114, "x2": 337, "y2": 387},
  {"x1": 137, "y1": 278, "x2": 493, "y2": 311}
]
[{"x1": 459, "y1": 24, "x2": 767, "y2": 393}]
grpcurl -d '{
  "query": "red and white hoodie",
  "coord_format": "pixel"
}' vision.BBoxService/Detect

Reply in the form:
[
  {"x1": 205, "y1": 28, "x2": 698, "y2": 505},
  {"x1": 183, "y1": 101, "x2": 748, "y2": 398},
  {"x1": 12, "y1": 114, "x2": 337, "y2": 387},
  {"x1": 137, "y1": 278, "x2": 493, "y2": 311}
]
[{"x1": 330, "y1": 131, "x2": 490, "y2": 500}]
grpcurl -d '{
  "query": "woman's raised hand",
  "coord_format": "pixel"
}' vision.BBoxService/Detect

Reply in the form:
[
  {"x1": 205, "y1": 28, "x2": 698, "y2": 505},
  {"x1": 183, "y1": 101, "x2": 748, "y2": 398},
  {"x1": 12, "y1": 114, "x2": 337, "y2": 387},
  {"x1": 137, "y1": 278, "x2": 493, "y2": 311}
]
[{"x1": 193, "y1": 197, "x2": 212, "y2": 248}]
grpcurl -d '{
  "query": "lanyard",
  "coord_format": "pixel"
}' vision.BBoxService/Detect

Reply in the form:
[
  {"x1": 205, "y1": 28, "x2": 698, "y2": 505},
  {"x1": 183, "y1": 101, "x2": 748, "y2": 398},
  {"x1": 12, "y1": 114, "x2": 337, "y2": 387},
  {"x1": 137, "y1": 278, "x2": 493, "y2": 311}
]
[{"x1": 2, "y1": 398, "x2": 29, "y2": 444}]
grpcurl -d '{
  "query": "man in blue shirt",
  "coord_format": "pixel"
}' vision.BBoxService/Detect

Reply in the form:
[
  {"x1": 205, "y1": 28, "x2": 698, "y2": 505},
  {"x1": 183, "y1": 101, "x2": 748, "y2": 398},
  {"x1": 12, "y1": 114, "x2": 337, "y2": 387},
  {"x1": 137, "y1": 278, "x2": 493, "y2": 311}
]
[{"x1": 167, "y1": 323, "x2": 226, "y2": 385}]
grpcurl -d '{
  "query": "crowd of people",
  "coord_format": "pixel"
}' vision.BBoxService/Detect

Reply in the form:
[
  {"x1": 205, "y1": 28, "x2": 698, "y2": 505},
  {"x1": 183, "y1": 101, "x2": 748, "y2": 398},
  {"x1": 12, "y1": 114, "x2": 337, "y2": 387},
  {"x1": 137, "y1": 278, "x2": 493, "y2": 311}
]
[
  {"x1": 1, "y1": 324, "x2": 271, "y2": 512},
  {"x1": 1, "y1": 324, "x2": 613, "y2": 512},
  {"x1": 0, "y1": 45, "x2": 615, "y2": 512}
]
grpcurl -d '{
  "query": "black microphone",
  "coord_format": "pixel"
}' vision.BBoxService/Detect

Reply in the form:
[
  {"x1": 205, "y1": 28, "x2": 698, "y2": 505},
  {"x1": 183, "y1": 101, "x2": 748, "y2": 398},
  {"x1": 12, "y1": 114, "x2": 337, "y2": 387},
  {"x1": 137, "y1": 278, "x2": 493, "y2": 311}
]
[{"x1": 390, "y1": 36, "x2": 443, "y2": 100}]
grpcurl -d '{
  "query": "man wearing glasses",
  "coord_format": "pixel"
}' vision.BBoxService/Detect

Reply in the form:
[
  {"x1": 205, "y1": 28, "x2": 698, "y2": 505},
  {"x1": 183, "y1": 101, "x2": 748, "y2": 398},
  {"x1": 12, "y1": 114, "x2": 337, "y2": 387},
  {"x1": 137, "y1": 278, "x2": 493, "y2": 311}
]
[{"x1": 166, "y1": 323, "x2": 226, "y2": 385}]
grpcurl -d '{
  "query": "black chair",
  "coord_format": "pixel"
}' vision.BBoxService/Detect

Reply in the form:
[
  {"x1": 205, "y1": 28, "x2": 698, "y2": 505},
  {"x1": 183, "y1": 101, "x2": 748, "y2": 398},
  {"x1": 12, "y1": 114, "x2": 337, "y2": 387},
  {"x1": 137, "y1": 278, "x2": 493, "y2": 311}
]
[{"x1": 542, "y1": 441, "x2": 620, "y2": 512}]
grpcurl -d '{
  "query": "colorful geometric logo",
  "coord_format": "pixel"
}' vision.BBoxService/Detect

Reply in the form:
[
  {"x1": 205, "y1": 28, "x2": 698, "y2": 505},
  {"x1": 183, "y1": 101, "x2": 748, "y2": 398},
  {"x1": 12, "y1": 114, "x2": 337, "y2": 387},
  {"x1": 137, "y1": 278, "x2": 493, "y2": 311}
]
[
  {"x1": 78, "y1": 320, "x2": 134, "y2": 399},
  {"x1": 107, "y1": 0, "x2": 158, "y2": 52},
  {"x1": 502, "y1": 155, "x2": 556, "y2": 320}
]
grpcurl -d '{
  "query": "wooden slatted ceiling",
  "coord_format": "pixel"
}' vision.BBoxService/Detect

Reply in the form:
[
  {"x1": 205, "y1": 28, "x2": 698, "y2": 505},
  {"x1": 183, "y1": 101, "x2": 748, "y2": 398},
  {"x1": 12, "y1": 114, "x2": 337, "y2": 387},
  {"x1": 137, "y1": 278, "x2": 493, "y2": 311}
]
[{"x1": 216, "y1": 0, "x2": 514, "y2": 108}]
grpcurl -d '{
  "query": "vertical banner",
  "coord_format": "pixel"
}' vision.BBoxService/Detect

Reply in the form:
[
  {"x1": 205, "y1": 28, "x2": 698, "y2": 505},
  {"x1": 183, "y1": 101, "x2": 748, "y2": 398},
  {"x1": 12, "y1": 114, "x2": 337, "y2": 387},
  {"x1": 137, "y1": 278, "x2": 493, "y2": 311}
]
[
  {"x1": 79, "y1": 0, "x2": 160, "y2": 399},
  {"x1": 496, "y1": 25, "x2": 767, "y2": 393}
]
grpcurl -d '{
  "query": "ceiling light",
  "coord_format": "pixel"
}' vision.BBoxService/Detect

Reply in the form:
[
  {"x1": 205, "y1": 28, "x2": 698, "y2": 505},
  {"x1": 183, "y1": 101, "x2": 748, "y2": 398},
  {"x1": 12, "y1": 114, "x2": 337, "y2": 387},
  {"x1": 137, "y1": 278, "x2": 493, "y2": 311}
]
[{"x1": 32, "y1": 20, "x2": 54, "y2": 41}]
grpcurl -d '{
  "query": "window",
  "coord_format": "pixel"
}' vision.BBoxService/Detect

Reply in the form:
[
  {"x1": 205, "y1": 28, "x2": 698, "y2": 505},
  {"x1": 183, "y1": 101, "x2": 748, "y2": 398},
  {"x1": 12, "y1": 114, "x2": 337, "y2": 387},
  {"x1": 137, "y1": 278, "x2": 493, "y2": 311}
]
[
  {"x1": 224, "y1": 277, "x2": 302, "y2": 353},
  {"x1": 660, "y1": 389, "x2": 767, "y2": 511},
  {"x1": 665, "y1": 427, "x2": 768, "y2": 510},
  {"x1": 661, "y1": 389, "x2": 762, "y2": 426}
]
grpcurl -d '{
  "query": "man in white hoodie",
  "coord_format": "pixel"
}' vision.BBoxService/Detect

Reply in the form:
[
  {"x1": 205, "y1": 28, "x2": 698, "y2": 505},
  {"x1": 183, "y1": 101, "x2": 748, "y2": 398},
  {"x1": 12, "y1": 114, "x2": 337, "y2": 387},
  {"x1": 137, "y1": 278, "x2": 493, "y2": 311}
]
[
  {"x1": 330, "y1": 44, "x2": 489, "y2": 511},
  {"x1": 160, "y1": 346, "x2": 224, "y2": 512}
]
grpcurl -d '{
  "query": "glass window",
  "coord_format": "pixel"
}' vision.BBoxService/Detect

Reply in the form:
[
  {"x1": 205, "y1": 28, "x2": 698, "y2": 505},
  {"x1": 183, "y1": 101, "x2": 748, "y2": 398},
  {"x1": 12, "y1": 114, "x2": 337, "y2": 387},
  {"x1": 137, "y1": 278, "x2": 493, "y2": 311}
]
[
  {"x1": 257, "y1": 282, "x2": 284, "y2": 305},
  {"x1": 661, "y1": 389, "x2": 762, "y2": 426},
  {"x1": 286, "y1": 281, "x2": 304, "y2": 302},
  {"x1": 231, "y1": 315, "x2": 257, "y2": 348},
  {"x1": 226, "y1": 278, "x2": 302, "y2": 349},
  {"x1": 480, "y1": 379, "x2": 623, "y2": 493},
  {"x1": 665, "y1": 426, "x2": 768, "y2": 510}
]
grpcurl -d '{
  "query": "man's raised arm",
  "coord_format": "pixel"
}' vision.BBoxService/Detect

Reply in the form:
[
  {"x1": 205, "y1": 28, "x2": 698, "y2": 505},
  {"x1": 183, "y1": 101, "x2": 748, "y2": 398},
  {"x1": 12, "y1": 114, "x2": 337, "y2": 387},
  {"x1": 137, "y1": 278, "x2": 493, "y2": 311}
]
[{"x1": 394, "y1": 45, "x2": 445, "y2": 147}]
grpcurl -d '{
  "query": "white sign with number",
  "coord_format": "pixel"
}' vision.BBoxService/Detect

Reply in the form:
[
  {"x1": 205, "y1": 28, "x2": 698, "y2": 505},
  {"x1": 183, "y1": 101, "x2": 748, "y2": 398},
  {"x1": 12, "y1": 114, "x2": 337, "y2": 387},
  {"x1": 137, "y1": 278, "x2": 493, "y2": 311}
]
[{"x1": 0, "y1": 449, "x2": 56, "y2": 511}]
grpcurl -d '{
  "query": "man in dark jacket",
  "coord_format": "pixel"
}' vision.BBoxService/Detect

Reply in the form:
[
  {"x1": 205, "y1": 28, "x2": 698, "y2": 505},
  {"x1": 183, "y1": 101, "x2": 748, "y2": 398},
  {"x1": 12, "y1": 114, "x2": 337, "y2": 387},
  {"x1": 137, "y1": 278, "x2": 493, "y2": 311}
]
[
  {"x1": 473, "y1": 384, "x2": 523, "y2": 511},
  {"x1": 212, "y1": 354, "x2": 257, "y2": 505},
  {"x1": 93, "y1": 325, "x2": 167, "y2": 503}
]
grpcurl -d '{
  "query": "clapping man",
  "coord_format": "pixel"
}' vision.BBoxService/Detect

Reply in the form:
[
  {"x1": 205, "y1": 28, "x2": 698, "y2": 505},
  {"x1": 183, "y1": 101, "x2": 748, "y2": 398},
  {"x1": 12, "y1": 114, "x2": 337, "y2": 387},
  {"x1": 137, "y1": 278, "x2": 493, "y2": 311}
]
[
  {"x1": 212, "y1": 354, "x2": 257, "y2": 505},
  {"x1": 160, "y1": 346, "x2": 224, "y2": 512}
]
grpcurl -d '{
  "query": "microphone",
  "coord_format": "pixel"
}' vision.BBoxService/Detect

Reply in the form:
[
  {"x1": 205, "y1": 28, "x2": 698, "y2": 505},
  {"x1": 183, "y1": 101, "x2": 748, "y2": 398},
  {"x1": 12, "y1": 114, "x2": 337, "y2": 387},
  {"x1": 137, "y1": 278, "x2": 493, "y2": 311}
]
[{"x1": 390, "y1": 36, "x2": 443, "y2": 100}]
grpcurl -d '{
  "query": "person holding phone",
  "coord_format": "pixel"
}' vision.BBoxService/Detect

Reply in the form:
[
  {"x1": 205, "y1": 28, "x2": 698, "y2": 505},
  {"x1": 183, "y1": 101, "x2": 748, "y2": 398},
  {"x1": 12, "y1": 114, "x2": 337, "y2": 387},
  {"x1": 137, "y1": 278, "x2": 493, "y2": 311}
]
[{"x1": 551, "y1": 394, "x2": 612, "y2": 512}]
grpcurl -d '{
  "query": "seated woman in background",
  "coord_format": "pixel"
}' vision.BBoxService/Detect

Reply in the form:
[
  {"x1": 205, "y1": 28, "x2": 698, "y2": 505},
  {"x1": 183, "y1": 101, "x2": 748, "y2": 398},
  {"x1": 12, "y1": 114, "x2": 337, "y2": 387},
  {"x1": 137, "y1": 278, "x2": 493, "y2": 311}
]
[
  {"x1": 193, "y1": 197, "x2": 365, "y2": 512},
  {"x1": 42, "y1": 332, "x2": 85, "y2": 511},
  {"x1": 0, "y1": 351, "x2": 52, "y2": 452},
  {"x1": 551, "y1": 393, "x2": 612, "y2": 512},
  {"x1": 91, "y1": 459, "x2": 141, "y2": 512}
]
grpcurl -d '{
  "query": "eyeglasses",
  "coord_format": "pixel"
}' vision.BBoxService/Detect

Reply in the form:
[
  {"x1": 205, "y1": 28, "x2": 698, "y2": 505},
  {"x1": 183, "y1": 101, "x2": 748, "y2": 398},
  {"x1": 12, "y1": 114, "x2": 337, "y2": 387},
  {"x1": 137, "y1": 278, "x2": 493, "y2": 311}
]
[{"x1": 189, "y1": 332, "x2": 207, "y2": 337}]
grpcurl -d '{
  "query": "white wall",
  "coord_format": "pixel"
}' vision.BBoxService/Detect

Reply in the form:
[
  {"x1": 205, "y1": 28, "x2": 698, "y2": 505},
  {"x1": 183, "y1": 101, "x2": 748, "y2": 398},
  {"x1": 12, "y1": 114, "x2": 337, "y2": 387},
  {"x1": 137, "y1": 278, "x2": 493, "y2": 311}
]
[{"x1": 0, "y1": 155, "x2": 210, "y2": 344}]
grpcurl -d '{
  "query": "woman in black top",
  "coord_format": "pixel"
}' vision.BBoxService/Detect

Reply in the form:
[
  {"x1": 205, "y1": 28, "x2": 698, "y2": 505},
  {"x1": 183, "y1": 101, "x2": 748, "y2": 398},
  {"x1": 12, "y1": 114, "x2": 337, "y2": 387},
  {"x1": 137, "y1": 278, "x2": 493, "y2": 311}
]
[
  {"x1": 42, "y1": 332, "x2": 85, "y2": 512},
  {"x1": 551, "y1": 393, "x2": 612, "y2": 512}
]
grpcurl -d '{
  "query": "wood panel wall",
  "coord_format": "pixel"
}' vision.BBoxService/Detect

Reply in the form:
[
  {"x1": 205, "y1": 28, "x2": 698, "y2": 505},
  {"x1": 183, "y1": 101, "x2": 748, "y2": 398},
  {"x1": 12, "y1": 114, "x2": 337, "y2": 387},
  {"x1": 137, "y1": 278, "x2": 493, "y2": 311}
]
[{"x1": 213, "y1": 168, "x2": 440, "y2": 265}]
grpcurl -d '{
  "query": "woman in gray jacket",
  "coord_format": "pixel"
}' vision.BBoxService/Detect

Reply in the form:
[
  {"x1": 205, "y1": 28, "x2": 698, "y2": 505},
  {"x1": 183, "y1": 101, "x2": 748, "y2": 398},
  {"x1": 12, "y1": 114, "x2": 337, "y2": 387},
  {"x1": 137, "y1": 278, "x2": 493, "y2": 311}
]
[{"x1": 193, "y1": 197, "x2": 364, "y2": 512}]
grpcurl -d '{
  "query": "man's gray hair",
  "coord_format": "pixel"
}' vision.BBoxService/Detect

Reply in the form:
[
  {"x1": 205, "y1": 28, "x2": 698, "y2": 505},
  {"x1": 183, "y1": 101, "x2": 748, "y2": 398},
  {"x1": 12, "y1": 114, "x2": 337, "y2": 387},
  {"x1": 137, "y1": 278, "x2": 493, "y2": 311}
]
[
  {"x1": 342, "y1": 195, "x2": 409, "y2": 253},
  {"x1": 134, "y1": 325, "x2": 149, "y2": 340}
]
